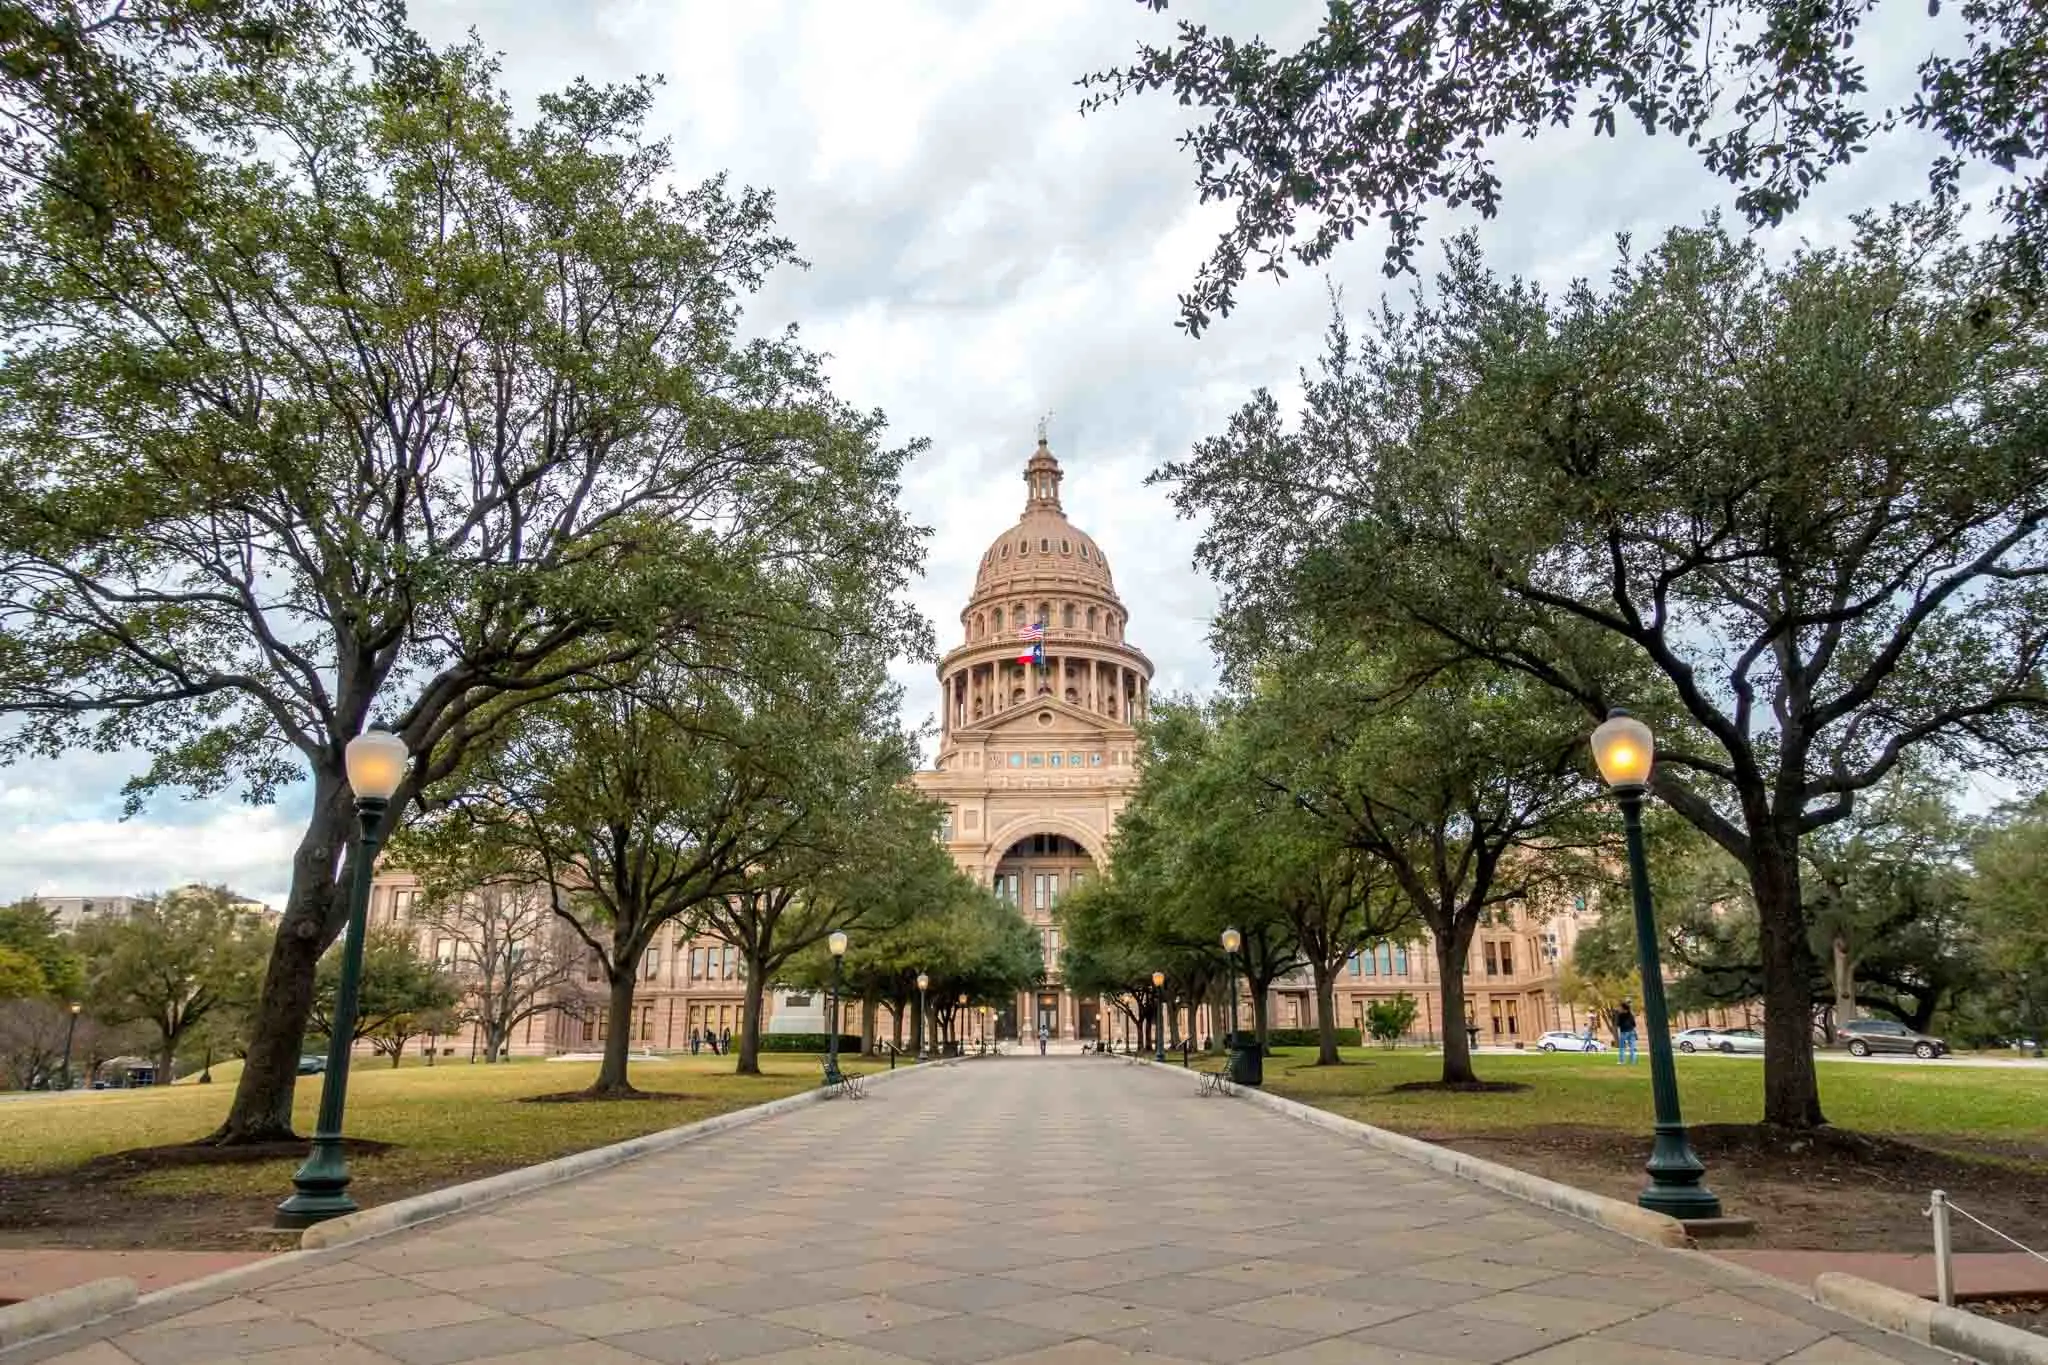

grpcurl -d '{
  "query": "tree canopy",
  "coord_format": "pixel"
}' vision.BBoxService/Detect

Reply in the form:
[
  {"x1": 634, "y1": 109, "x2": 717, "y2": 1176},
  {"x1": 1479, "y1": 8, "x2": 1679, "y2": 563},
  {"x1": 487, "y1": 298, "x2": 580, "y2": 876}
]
[
  {"x1": 1083, "y1": 0, "x2": 2048, "y2": 332},
  {"x1": 0, "y1": 31, "x2": 928, "y2": 1139},
  {"x1": 1158, "y1": 206, "x2": 2048, "y2": 1124}
]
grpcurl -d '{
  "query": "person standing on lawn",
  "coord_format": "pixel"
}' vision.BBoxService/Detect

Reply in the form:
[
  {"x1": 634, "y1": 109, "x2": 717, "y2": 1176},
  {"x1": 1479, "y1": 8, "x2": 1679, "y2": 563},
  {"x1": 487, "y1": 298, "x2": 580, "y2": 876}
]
[{"x1": 1614, "y1": 1002, "x2": 1639, "y2": 1065}]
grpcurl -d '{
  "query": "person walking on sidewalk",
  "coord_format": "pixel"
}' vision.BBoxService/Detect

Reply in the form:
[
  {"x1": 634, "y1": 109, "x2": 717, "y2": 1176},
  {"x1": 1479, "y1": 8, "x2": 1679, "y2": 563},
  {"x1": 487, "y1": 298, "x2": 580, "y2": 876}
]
[{"x1": 1613, "y1": 1001, "x2": 1639, "y2": 1064}]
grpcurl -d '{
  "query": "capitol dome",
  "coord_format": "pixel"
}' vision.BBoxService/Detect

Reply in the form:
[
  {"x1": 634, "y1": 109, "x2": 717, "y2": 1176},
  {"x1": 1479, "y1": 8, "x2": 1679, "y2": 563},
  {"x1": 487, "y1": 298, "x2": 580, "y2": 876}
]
[{"x1": 972, "y1": 440, "x2": 1118, "y2": 597}]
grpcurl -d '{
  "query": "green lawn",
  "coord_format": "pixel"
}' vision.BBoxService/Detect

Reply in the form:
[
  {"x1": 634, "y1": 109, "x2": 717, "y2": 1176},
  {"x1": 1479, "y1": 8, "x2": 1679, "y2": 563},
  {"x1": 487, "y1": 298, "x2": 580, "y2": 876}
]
[
  {"x1": 0, "y1": 1052, "x2": 883, "y2": 1205},
  {"x1": 1251, "y1": 1047, "x2": 2048, "y2": 1144}
]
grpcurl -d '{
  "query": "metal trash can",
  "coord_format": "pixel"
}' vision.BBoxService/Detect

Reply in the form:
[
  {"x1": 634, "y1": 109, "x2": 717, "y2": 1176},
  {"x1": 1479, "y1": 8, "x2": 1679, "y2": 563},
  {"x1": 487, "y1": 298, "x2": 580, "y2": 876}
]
[
  {"x1": 1465, "y1": 1025, "x2": 1481, "y2": 1053},
  {"x1": 1226, "y1": 1033, "x2": 1264, "y2": 1087}
]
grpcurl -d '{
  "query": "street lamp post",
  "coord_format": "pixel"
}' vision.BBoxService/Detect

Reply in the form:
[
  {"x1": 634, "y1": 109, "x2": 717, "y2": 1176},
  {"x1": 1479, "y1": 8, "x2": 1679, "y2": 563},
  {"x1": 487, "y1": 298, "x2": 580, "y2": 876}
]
[
  {"x1": 59, "y1": 1002, "x2": 80, "y2": 1090},
  {"x1": 277, "y1": 728, "x2": 409, "y2": 1229},
  {"x1": 1151, "y1": 972, "x2": 1167, "y2": 1062},
  {"x1": 1221, "y1": 928, "x2": 1242, "y2": 1047},
  {"x1": 916, "y1": 971, "x2": 930, "y2": 1059},
  {"x1": 2021, "y1": 970, "x2": 2042, "y2": 1059},
  {"x1": 956, "y1": 992, "x2": 967, "y2": 1055},
  {"x1": 1591, "y1": 709, "x2": 1722, "y2": 1221},
  {"x1": 825, "y1": 932, "x2": 849, "y2": 1084}
]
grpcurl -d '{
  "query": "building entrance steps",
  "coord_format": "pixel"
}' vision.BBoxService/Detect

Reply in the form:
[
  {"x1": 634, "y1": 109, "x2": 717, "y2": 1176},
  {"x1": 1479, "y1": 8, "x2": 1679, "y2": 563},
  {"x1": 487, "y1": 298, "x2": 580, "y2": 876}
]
[{"x1": 3, "y1": 1063, "x2": 1973, "y2": 1365}]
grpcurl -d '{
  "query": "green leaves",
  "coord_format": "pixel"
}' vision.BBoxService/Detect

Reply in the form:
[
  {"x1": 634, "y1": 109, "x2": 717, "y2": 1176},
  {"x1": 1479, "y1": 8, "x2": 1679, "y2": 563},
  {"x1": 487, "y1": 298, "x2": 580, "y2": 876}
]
[{"x1": 1084, "y1": 0, "x2": 2045, "y2": 333}]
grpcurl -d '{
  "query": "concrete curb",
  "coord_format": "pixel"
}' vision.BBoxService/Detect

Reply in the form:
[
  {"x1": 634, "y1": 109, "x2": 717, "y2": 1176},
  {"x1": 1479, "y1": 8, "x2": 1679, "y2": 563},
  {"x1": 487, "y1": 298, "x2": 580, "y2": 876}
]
[
  {"x1": 0, "y1": 1278, "x2": 135, "y2": 1351},
  {"x1": 300, "y1": 1061, "x2": 922, "y2": 1250},
  {"x1": 1817, "y1": 1272, "x2": 2048, "y2": 1365},
  {"x1": 1143, "y1": 1061, "x2": 1688, "y2": 1249}
]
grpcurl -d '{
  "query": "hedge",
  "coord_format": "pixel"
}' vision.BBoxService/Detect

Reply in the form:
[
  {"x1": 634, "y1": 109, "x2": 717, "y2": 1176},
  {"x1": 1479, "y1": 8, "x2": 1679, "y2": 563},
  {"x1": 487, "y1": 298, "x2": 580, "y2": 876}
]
[
  {"x1": 1259, "y1": 1027, "x2": 1362, "y2": 1049},
  {"x1": 753, "y1": 1032, "x2": 864, "y2": 1053}
]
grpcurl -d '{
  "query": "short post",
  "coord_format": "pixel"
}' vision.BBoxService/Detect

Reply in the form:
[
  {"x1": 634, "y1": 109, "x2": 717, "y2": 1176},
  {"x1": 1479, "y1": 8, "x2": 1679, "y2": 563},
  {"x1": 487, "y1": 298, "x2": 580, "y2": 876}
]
[{"x1": 1929, "y1": 1189, "x2": 1954, "y2": 1307}]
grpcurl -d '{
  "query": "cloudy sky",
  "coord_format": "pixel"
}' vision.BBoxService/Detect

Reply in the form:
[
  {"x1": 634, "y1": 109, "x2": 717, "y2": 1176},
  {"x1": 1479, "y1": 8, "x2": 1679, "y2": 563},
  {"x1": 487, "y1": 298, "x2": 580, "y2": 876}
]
[{"x1": 0, "y1": 0, "x2": 1990, "y2": 907}]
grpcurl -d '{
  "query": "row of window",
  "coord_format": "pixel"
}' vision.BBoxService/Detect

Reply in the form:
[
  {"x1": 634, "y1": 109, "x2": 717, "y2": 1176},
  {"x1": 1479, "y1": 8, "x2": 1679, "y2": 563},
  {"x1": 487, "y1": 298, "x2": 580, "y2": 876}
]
[
  {"x1": 1348, "y1": 943, "x2": 1411, "y2": 976},
  {"x1": 970, "y1": 602, "x2": 1123, "y2": 642},
  {"x1": 985, "y1": 536, "x2": 1106, "y2": 570},
  {"x1": 583, "y1": 943, "x2": 742, "y2": 984},
  {"x1": 992, "y1": 868, "x2": 1088, "y2": 909},
  {"x1": 1344, "y1": 940, "x2": 1522, "y2": 978}
]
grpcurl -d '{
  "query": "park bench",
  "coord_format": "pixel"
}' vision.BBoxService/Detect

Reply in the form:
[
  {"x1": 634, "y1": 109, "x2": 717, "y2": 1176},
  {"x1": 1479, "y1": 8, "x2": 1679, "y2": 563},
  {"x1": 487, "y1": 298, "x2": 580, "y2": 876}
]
[
  {"x1": 1197, "y1": 1068, "x2": 1235, "y2": 1098},
  {"x1": 819, "y1": 1062, "x2": 868, "y2": 1100}
]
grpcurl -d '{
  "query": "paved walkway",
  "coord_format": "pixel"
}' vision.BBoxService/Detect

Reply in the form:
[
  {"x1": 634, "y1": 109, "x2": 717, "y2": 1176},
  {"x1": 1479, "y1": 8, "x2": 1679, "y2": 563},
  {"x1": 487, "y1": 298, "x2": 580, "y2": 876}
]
[{"x1": 6, "y1": 1059, "x2": 1965, "y2": 1364}]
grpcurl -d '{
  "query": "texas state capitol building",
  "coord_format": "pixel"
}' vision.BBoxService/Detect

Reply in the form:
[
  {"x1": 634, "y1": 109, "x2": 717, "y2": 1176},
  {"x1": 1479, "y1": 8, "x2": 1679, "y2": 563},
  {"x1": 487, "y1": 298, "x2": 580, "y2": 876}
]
[{"x1": 912, "y1": 436, "x2": 1152, "y2": 1043}]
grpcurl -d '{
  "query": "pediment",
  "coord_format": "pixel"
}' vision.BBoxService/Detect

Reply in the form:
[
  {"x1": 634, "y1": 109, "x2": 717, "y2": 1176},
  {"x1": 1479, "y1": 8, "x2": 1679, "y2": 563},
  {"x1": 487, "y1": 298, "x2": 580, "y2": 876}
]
[{"x1": 953, "y1": 696, "x2": 1131, "y2": 743}]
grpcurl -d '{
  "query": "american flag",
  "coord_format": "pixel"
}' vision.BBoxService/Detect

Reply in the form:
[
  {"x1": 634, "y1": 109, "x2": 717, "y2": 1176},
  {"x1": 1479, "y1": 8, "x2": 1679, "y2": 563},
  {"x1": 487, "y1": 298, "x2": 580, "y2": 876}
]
[{"x1": 1015, "y1": 618, "x2": 1045, "y2": 666}]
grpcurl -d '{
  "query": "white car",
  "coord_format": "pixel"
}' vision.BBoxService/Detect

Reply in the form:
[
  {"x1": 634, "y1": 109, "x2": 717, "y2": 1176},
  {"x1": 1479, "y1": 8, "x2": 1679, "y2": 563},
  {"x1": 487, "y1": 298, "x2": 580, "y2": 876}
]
[
  {"x1": 1675, "y1": 1027, "x2": 1718, "y2": 1053},
  {"x1": 1536, "y1": 1030, "x2": 1604, "y2": 1053},
  {"x1": 1703, "y1": 1027, "x2": 1766, "y2": 1054}
]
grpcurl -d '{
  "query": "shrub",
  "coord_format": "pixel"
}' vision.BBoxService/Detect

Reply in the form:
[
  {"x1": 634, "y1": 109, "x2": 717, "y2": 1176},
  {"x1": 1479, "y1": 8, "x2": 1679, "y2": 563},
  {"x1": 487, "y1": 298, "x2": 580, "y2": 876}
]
[
  {"x1": 753, "y1": 1033, "x2": 863, "y2": 1054},
  {"x1": 1261, "y1": 1028, "x2": 1361, "y2": 1049}
]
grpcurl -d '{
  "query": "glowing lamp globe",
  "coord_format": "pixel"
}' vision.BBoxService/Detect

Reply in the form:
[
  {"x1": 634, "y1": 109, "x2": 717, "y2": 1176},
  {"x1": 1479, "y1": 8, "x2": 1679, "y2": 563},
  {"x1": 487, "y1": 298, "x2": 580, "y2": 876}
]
[
  {"x1": 1221, "y1": 927, "x2": 1242, "y2": 955},
  {"x1": 1591, "y1": 710, "x2": 1655, "y2": 790},
  {"x1": 827, "y1": 931, "x2": 849, "y2": 958},
  {"x1": 344, "y1": 729, "x2": 410, "y2": 801}
]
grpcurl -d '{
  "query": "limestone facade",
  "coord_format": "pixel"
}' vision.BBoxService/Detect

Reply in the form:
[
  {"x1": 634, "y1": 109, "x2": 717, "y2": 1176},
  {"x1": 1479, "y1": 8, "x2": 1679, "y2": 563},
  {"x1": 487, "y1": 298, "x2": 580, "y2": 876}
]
[{"x1": 911, "y1": 437, "x2": 1150, "y2": 1040}]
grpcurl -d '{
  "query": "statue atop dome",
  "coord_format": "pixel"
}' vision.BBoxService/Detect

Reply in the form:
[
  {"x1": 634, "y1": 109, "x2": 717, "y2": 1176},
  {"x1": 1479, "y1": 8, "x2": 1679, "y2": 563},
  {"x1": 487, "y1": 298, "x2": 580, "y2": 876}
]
[{"x1": 1035, "y1": 410, "x2": 1052, "y2": 445}]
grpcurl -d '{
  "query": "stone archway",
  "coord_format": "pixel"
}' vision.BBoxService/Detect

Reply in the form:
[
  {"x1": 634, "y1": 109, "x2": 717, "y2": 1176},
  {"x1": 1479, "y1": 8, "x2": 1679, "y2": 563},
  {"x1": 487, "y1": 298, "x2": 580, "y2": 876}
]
[{"x1": 984, "y1": 826, "x2": 1104, "y2": 1042}]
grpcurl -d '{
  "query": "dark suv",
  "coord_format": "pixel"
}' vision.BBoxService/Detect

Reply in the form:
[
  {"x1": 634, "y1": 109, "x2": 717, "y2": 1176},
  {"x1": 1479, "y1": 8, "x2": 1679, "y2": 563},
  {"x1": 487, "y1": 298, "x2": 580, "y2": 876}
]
[{"x1": 1836, "y1": 1018, "x2": 1949, "y2": 1058}]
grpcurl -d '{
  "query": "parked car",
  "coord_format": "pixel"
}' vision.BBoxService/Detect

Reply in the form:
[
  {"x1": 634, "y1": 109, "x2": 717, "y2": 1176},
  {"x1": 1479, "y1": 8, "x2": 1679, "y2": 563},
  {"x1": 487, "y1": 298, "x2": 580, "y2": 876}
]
[
  {"x1": 1674, "y1": 1027, "x2": 1718, "y2": 1053},
  {"x1": 1837, "y1": 1018, "x2": 1949, "y2": 1058},
  {"x1": 1704, "y1": 1027, "x2": 1766, "y2": 1054},
  {"x1": 297, "y1": 1055, "x2": 327, "y2": 1075},
  {"x1": 1536, "y1": 1030, "x2": 1604, "y2": 1053}
]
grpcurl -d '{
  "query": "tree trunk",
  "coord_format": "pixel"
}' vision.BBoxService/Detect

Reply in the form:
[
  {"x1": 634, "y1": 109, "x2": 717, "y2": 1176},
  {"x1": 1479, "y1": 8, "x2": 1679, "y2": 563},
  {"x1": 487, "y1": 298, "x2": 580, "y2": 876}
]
[
  {"x1": 155, "y1": 1039, "x2": 175, "y2": 1086},
  {"x1": 735, "y1": 961, "x2": 768, "y2": 1077},
  {"x1": 1312, "y1": 961, "x2": 1341, "y2": 1065},
  {"x1": 1754, "y1": 852, "x2": 1826, "y2": 1126},
  {"x1": 389, "y1": 1040, "x2": 405, "y2": 1067},
  {"x1": 891, "y1": 997, "x2": 905, "y2": 1050},
  {"x1": 1250, "y1": 984, "x2": 1271, "y2": 1051},
  {"x1": 484, "y1": 1024, "x2": 507, "y2": 1063},
  {"x1": 588, "y1": 970, "x2": 640, "y2": 1096},
  {"x1": 1437, "y1": 933, "x2": 1476, "y2": 1085},
  {"x1": 861, "y1": 994, "x2": 877, "y2": 1055},
  {"x1": 212, "y1": 786, "x2": 352, "y2": 1143}
]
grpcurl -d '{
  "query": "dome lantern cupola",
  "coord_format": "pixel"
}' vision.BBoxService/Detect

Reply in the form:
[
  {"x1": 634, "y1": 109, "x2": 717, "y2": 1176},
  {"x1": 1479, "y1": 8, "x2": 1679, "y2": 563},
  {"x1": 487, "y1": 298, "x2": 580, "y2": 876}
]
[{"x1": 1024, "y1": 436, "x2": 1063, "y2": 514}]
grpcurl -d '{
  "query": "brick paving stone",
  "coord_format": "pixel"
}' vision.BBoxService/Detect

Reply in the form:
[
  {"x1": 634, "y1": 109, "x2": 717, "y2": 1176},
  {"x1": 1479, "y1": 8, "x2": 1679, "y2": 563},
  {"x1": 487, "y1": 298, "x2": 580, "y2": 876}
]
[{"x1": 2, "y1": 1061, "x2": 1978, "y2": 1365}]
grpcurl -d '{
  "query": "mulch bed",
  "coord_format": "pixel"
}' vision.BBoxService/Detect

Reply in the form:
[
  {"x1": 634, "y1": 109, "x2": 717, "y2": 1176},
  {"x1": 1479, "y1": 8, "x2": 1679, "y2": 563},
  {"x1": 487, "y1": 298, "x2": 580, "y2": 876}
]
[
  {"x1": 1390, "y1": 1080, "x2": 1530, "y2": 1095},
  {"x1": 1423, "y1": 1122, "x2": 2048, "y2": 1254},
  {"x1": 77, "y1": 1138, "x2": 396, "y2": 1175}
]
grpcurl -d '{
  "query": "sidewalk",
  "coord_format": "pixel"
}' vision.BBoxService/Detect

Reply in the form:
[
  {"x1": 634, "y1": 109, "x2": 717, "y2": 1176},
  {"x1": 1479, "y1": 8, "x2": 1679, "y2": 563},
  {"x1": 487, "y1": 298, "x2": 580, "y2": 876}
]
[
  {"x1": 1716, "y1": 1250, "x2": 2048, "y2": 1302},
  {"x1": 0, "y1": 1252, "x2": 269, "y2": 1305}
]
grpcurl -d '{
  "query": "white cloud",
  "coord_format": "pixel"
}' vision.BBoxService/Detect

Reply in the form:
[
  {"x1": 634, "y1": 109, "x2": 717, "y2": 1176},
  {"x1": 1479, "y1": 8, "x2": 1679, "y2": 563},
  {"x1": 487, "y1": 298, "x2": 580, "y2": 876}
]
[{"x1": 0, "y1": 0, "x2": 1994, "y2": 899}]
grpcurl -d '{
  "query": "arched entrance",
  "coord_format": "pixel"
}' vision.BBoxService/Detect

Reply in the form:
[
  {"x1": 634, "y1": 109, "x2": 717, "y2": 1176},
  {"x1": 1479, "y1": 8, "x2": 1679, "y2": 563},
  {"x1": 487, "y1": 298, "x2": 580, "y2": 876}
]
[{"x1": 991, "y1": 832, "x2": 1101, "y2": 1041}]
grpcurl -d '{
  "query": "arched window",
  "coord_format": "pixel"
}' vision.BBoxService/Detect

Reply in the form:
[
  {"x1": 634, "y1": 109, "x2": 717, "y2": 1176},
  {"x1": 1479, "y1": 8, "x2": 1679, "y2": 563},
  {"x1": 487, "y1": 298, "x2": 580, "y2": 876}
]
[
  {"x1": 1080, "y1": 545, "x2": 1089, "y2": 560},
  {"x1": 1061, "y1": 539, "x2": 1071, "y2": 554},
  {"x1": 1087, "y1": 607, "x2": 1098, "y2": 632},
  {"x1": 1040, "y1": 537, "x2": 1051, "y2": 553},
  {"x1": 973, "y1": 613, "x2": 984, "y2": 639},
  {"x1": 1062, "y1": 604, "x2": 1075, "y2": 628},
  {"x1": 1000, "y1": 543, "x2": 1010, "y2": 559},
  {"x1": 1019, "y1": 538, "x2": 1030, "y2": 556}
]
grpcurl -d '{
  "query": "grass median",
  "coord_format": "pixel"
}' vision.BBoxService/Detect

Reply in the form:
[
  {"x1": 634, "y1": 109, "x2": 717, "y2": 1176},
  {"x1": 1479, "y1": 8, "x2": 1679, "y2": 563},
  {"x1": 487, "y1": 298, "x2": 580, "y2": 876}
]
[
  {"x1": 1244, "y1": 1046, "x2": 2048, "y2": 1253},
  {"x1": 0, "y1": 1052, "x2": 884, "y2": 1251}
]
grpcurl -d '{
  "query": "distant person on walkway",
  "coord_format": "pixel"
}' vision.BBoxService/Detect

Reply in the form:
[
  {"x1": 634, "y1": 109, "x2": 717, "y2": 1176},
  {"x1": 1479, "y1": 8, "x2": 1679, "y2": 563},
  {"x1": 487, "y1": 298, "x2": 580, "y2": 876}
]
[
  {"x1": 721, "y1": 1026, "x2": 732, "y2": 1056},
  {"x1": 1582, "y1": 1017, "x2": 1597, "y2": 1050},
  {"x1": 689, "y1": 1030, "x2": 701, "y2": 1055},
  {"x1": 1614, "y1": 1002, "x2": 1639, "y2": 1064},
  {"x1": 1038, "y1": 1024, "x2": 1049, "y2": 1056}
]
